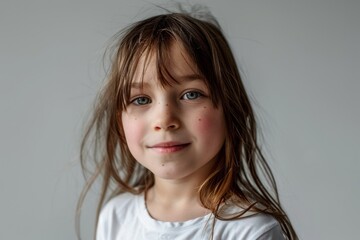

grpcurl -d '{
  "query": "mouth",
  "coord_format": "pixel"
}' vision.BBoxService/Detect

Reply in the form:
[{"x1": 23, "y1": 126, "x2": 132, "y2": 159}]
[{"x1": 148, "y1": 142, "x2": 191, "y2": 153}]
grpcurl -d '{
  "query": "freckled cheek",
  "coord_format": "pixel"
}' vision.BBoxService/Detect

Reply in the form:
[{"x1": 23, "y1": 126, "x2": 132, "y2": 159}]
[
  {"x1": 195, "y1": 117, "x2": 211, "y2": 135},
  {"x1": 194, "y1": 110, "x2": 224, "y2": 138}
]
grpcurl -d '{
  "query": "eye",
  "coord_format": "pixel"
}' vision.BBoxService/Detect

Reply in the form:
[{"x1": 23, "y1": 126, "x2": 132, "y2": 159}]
[
  {"x1": 131, "y1": 96, "x2": 151, "y2": 105},
  {"x1": 182, "y1": 91, "x2": 202, "y2": 100}
]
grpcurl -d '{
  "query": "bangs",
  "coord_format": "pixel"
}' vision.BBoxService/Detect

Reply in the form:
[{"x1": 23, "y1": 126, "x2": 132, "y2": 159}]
[{"x1": 113, "y1": 13, "x2": 223, "y2": 111}]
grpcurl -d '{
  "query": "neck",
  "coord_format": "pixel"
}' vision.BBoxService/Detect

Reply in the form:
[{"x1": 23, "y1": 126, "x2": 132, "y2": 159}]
[
  {"x1": 145, "y1": 173, "x2": 211, "y2": 222},
  {"x1": 148, "y1": 177, "x2": 201, "y2": 205},
  {"x1": 147, "y1": 156, "x2": 216, "y2": 206}
]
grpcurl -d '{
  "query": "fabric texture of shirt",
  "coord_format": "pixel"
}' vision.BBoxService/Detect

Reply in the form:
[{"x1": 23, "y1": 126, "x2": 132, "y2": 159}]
[{"x1": 96, "y1": 192, "x2": 285, "y2": 240}]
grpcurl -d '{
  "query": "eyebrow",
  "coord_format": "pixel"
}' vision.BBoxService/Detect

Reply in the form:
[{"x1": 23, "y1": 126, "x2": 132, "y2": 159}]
[
  {"x1": 178, "y1": 73, "x2": 203, "y2": 81},
  {"x1": 130, "y1": 74, "x2": 203, "y2": 88},
  {"x1": 130, "y1": 82, "x2": 150, "y2": 89}
]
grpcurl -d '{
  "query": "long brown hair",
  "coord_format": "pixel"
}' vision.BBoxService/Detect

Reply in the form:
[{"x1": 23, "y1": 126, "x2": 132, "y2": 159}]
[{"x1": 77, "y1": 8, "x2": 298, "y2": 240}]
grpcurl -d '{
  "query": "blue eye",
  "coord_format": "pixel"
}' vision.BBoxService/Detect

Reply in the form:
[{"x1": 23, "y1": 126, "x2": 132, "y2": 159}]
[
  {"x1": 182, "y1": 91, "x2": 202, "y2": 100},
  {"x1": 132, "y1": 97, "x2": 151, "y2": 105}
]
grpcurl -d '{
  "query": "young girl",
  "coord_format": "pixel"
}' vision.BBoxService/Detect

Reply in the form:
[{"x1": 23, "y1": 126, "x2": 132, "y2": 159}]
[{"x1": 78, "y1": 6, "x2": 298, "y2": 240}]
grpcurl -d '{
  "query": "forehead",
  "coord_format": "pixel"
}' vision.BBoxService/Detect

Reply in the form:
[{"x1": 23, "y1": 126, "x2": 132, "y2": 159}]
[{"x1": 133, "y1": 40, "x2": 200, "y2": 84}]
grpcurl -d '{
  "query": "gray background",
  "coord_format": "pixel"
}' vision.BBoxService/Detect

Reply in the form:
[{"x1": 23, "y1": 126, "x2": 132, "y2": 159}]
[{"x1": 1, "y1": 0, "x2": 359, "y2": 239}]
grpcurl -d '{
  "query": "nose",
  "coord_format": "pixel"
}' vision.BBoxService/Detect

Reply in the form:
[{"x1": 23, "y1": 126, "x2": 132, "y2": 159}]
[{"x1": 153, "y1": 102, "x2": 180, "y2": 131}]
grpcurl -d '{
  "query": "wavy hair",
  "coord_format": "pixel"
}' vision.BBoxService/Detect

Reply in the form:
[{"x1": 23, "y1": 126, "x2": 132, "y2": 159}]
[{"x1": 77, "y1": 8, "x2": 298, "y2": 240}]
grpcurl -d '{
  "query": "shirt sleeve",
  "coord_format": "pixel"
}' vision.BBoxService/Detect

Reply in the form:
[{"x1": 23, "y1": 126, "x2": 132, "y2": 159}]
[{"x1": 256, "y1": 224, "x2": 285, "y2": 240}]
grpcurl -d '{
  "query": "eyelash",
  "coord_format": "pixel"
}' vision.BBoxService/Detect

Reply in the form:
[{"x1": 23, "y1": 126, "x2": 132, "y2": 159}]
[
  {"x1": 131, "y1": 96, "x2": 151, "y2": 105},
  {"x1": 130, "y1": 91, "x2": 204, "y2": 106},
  {"x1": 181, "y1": 91, "x2": 203, "y2": 100}
]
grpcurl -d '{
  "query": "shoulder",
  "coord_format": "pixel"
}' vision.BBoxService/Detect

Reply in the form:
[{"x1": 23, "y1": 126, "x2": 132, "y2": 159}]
[
  {"x1": 100, "y1": 192, "x2": 138, "y2": 216},
  {"x1": 215, "y1": 212, "x2": 284, "y2": 240},
  {"x1": 96, "y1": 192, "x2": 142, "y2": 240}
]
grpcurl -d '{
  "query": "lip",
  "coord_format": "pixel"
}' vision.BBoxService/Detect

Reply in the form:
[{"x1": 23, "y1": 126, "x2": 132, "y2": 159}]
[{"x1": 148, "y1": 141, "x2": 191, "y2": 153}]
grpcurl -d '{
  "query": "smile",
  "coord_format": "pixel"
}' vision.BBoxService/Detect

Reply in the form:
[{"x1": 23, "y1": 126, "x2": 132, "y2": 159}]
[{"x1": 148, "y1": 142, "x2": 191, "y2": 153}]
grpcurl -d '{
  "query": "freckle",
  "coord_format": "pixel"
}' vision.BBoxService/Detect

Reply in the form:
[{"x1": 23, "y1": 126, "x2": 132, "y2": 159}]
[
  {"x1": 198, "y1": 118, "x2": 202, "y2": 122},
  {"x1": 161, "y1": 164, "x2": 165, "y2": 166},
  {"x1": 203, "y1": 106, "x2": 207, "y2": 109},
  {"x1": 165, "y1": 104, "x2": 168, "y2": 106}
]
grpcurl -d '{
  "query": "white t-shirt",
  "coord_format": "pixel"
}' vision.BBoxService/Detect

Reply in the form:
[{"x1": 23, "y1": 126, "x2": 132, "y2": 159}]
[{"x1": 96, "y1": 192, "x2": 285, "y2": 240}]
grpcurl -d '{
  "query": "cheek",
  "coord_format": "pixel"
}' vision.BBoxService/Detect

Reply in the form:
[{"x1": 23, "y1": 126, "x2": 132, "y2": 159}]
[
  {"x1": 194, "y1": 107, "x2": 225, "y2": 138},
  {"x1": 122, "y1": 115, "x2": 144, "y2": 147},
  {"x1": 195, "y1": 116, "x2": 213, "y2": 136}
]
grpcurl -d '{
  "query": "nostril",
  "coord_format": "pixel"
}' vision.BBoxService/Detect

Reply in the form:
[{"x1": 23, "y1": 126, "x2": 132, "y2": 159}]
[{"x1": 154, "y1": 123, "x2": 179, "y2": 131}]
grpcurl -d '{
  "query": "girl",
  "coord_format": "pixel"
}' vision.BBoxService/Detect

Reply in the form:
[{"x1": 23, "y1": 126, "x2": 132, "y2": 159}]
[{"x1": 78, "y1": 6, "x2": 298, "y2": 240}]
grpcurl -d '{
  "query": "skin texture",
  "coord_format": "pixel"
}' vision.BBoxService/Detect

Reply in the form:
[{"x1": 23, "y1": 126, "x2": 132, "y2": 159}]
[{"x1": 121, "y1": 42, "x2": 226, "y2": 221}]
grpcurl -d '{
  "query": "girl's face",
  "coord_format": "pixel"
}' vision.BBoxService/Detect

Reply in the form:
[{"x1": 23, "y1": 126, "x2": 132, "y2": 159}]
[{"x1": 121, "y1": 42, "x2": 226, "y2": 182}]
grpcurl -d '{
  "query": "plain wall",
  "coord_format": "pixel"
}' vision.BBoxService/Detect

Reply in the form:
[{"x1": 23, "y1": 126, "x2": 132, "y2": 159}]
[{"x1": 1, "y1": 0, "x2": 359, "y2": 239}]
